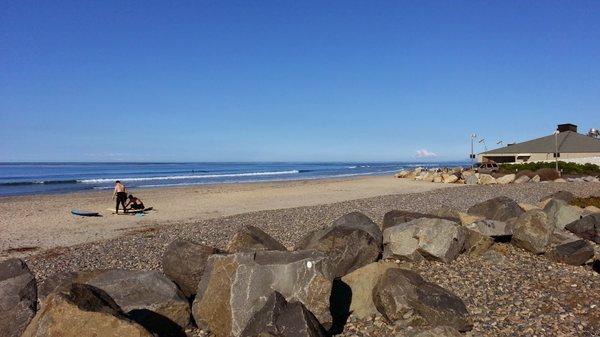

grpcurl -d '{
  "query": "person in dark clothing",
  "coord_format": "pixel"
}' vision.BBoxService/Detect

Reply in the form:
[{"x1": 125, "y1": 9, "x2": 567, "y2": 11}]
[
  {"x1": 112, "y1": 180, "x2": 128, "y2": 214},
  {"x1": 126, "y1": 194, "x2": 145, "y2": 210}
]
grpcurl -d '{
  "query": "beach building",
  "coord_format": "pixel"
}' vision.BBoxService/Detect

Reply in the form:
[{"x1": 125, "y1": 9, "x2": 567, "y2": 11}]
[{"x1": 478, "y1": 124, "x2": 600, "y2": 164}]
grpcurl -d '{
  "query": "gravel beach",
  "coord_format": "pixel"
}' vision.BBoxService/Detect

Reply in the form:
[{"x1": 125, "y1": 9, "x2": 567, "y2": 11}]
[{"x1": 19, "y1": 181, "x2": 600, "y2": 336}]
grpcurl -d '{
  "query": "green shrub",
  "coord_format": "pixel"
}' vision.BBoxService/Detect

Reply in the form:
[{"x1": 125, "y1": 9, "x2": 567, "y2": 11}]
[{"x1": 500, "y1": 161, "x2": 600, "y2": 175}]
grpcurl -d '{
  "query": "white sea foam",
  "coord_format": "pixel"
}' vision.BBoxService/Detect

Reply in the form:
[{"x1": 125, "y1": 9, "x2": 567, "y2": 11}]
[{"x1": 79, "y1": 170, "x2": 300, "y2": 184}]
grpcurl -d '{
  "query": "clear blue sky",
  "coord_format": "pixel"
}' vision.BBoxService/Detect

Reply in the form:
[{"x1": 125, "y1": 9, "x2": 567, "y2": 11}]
[{"x1": 1, "y1": 1, "x2": 599, "y2": 162}]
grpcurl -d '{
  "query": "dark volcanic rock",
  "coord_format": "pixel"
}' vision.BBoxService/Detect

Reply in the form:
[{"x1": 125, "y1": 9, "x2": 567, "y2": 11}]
[
  {"x1": 593, "y1": 260, "x2": 600, "y2": 274},
  {"x1": 546, "y1": 240, "x2": 594, "y2": 266},
  {"x1": 227, "y1": 225, "x2": 287, "y2": 253},
  {"x1": 21, "y1": 283, "x2": 153, "y2": 337},
  {"x1": 162, "y1": 239, "x2": 219, "y2": 297},
  {"x1": 382, "y1": 210, "x2": 458, "y2": 230},
  {"x1": 0, "y1": 258, "x2": 37, "y2": 337},
  {"x1": 242, "y1": 291, "x2": 327, "y2": 337},
  {"x1": 467, "y1": 196, "x2": 525, "y2": 221},
  {"x1": 565, "y1": 213, "x2": 600, "y2": 244},
  {"x1": 295, "y1": 212, "x2": 381, "y2": 278},
  {"x1": 372, "y1": 269, "x2": 472, "y2": 332}
]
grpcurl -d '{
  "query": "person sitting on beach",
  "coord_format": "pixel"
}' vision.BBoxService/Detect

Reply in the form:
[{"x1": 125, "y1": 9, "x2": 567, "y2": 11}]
[
  {"x1": 126, "y1": 194, "x2": 145, "y2": 210},
  {"x1": 112, "y1": 180, "x2": 128, "y2": 214}
]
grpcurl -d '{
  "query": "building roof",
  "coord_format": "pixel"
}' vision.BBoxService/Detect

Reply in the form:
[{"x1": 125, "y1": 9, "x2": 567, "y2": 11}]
[{"x1": 481, "y1": 131, "x2": 600, "y2": 155}]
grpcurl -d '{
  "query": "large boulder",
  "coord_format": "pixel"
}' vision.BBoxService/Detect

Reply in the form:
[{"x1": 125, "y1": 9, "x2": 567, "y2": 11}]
[
  {"x1": 543, "y1": 199, "x2": 583, "y2": 229},
  {"x1": 295, "y1": 212, "x2": 381, "y2": 278},
  {"x1": 227, "y1": 225, "x2": 287, "y2": 253},
  {"x1": 465, "y1": 174, "x2": 479, "y2": 185},
  {"x1": 162, "y1": 239, "x2": 219, "y2": 298},
  {"x1": 465, "y1": 219, "x2": 513, "y2": 239},
  {"x1": 241, "y1": 292, "x2": 327, "y2": 337},
  {"x1": 496, "y1": 174, "x2": 516, "y2": 185},
  {"x1": 382, "y1": 210, "x2": 458, "y2": 230},
  {"x1": 383, "y1": 218, "x2": 466, "y2": 263},
  {"x1": 192, "y1": 250, "x2": 333, "y2": 337},
  {"x1": 340, "y1": 261, "x2": 399, "y2": 318},
  {"x1": 372, "y1": 269, "x2": 472, "y2": 332},
  {"x1": 443, "y1": 175, "x2": 459, "y2": 184},
  {"x1": 545, "y1": 240, "x2": 594, "y2": 266},
  {"x1": 0, "y1": 258, "x2": 37, "y2": 337},
  {"x1": 22, "y1": 283, "x2": 153, "y2": 337},
  {"x1": 467, "y1": 196, "x2": 525, "y2": 222},
  {"x1": 511, "y1": 210, "x2": 553, "y2": 254},
  {"x1": 478, "y1": 174, "x2": 497, "y2": 185},
  {"x1": 565, "y1": 213, "x2": 600, "y2": 244},
  {"x1": 86, "y1": 270, "x2": 191, "y2": 329},
  {"x1": 514, "y1": 175, "x2": 531, "y2": 184}
]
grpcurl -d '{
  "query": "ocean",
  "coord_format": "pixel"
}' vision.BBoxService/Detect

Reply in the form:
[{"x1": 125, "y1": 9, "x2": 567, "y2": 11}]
[{"x1": 0, "y1": 162, "x2": 468, "y2": 197}]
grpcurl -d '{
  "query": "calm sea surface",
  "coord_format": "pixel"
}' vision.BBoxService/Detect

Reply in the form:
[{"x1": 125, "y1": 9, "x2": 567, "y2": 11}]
[{"x1": 0, "y1": 162, "x2": 468, "y2": 196}]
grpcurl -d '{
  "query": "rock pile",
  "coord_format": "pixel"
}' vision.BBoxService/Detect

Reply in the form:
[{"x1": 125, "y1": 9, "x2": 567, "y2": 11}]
[
  {"x1": 395, "y1": 167, "x2": 600, "y2": 186},
  {"x1": 4, "y1": 194, "x2": 599, "y2": 336}
]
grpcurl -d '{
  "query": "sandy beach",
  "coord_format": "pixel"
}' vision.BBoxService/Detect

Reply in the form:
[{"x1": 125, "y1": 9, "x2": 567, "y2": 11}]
[{"x1": 0, "y1": 175, "x2": 455, "y2": 257}]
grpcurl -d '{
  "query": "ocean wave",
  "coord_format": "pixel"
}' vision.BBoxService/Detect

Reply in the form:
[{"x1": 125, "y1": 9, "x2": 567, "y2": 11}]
[
  {"x1": 0, "y1": 179, "x2": 79, "y2": 186},
  {"x1": 79, "y1": 170, "x2": 301, "y2": 183}
]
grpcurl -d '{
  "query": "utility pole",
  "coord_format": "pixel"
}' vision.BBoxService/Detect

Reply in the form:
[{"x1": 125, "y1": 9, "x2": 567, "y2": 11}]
[
  {"x1": 554, "y1": 130, "x2": 560, "y2": 177},
  {"x1": 470, "y1": 134, "x2": 477, "y2": 166}
]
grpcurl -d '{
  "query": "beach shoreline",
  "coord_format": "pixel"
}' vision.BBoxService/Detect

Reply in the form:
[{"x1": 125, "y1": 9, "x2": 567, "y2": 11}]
[{"x1": 0, "y1": 175, "x2": 457, "y2": 257}]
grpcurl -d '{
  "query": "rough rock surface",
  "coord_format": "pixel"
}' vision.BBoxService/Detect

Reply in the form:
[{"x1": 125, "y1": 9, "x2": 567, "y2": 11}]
[
  {"x1": 86, "y1": 269, "x2": 191, "y2": 328},
  {"x1": 162, "y1": 239, "x2": 219, "y2": 298},
  {"x1": 479, "y1": 174, "x2": 497, "y2": 185},
  {"x1": 545, "y1": 240, "x2": 595, "y2": 266},
  {"x1": 296, "y1": 212, "x2": 381, "y2": 277},
  {"x1": 226, "y1": 225, "x2": 287, "y2": 253},
  {"x1": 22, "y1": 283, "x2": 153, "y2": 337},
  {"x1": 0, "y1": 258, "x2": 37, "y2": 337},
  {"x1": 463, "y1": 229, "x2": 494, "y2": 255},
  {"x1": 192, "y1": 250, "x2": 333, "y2": 337},
  {"x1": 496, "y1": 174, "x2": 516, "y2": 185},
  {"x1": 511, "y1": 210, "x2": 553, "y2": 254},
  {"x1": 466, "y1": 220, "x2": 513, "y2": 238},
  {"x1": 543, "y1": 199, "x2": 583, "y2": 229},
  {"x1": 340, "y1": 261, "x2": 400, "y2": 318},
  {"x1": 382, "y1": 210, "x2": 458, "y2": 230},
  {"x1": 541, "y1": 190, "x2": 575, "y2": 203},
  {"x1": 514, "y1": 175, "x2": 531, "y2": 184},
  {"x1": 242, "y1": 292, "x2": 327, "y2": 337},
  {"x1": 383, "y1": 218, "x2": 466, "y2": 263},
  {"x1": 413, "y1": 326, "x2": 463, "y2": 337},
  {"x1": 465, "y1": 174, "x2": 479, "y2": 185},
  {"x1": 372, "y1": 268, "x2": 472, "y2": 332},
  {"x1": 467, "y1": 196, "x2": 525, "y2": 222},
  {"x1": 565, "y1": 213, "x2": 600, "y2": 243}
]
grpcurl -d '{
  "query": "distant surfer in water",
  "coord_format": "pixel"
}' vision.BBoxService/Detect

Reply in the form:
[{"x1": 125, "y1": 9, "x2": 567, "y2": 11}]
[
  {"x1": 126, "y1": 194, "x2": 145, "y2": 210},
  {"x1": 112, "y1": 180, "x2": 127, "y2": 214}
]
